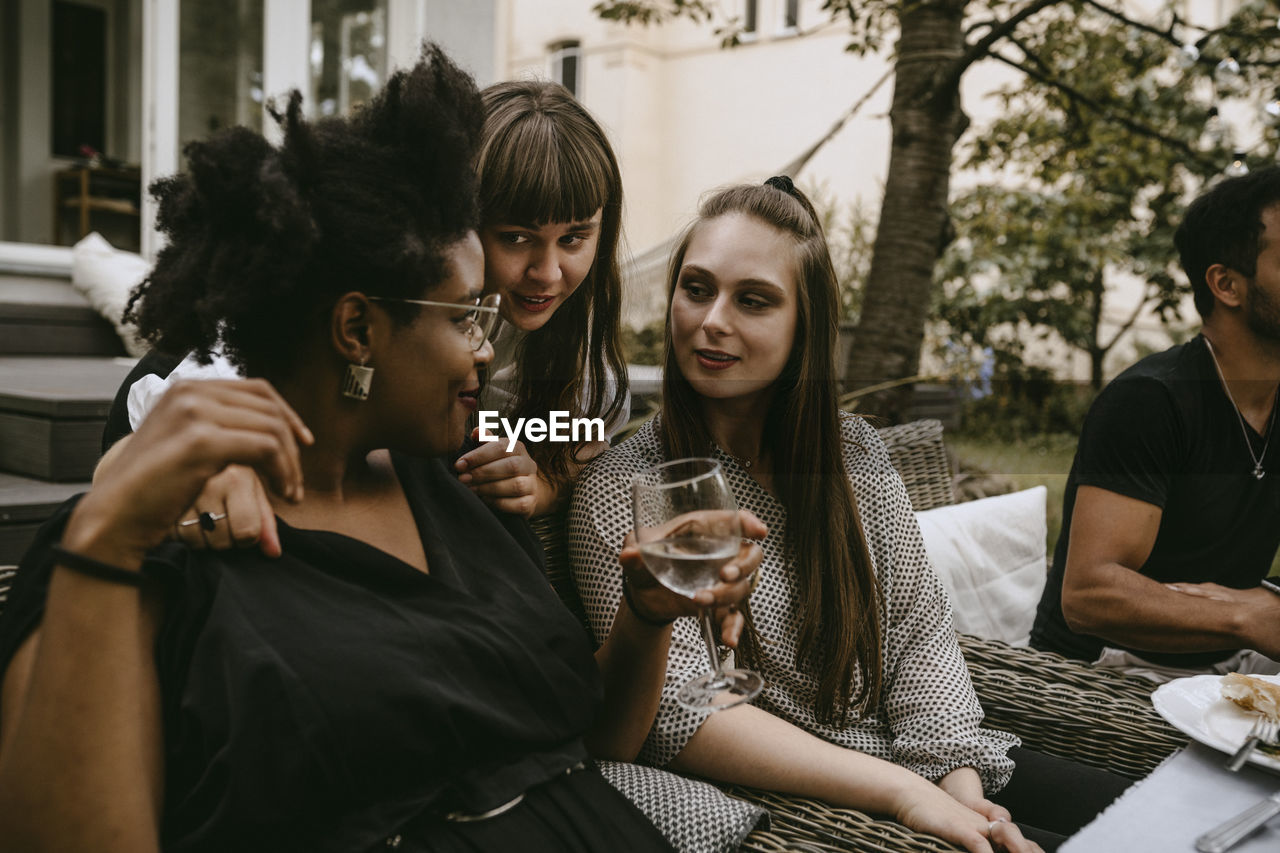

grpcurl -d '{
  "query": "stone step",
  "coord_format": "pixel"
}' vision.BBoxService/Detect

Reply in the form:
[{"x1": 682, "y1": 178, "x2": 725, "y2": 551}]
[
  {"x1": 0, "y1": 355, "x2": 136, "y2": 480},
  {"x1": 0, "y1": 471, "x2": 86, "y2": 564},
  {"x1": 0, "y1": 273, "x2": 126, "y2": 357}
]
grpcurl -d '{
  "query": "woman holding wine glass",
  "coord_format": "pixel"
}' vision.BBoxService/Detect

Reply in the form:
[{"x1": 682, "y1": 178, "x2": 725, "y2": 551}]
[
  {"x1": 570, "y1": 180, "x2": 1129, "y2": 853},
  {"x1": 631, "y1": 457, "x2": 764, "y2": 711}
]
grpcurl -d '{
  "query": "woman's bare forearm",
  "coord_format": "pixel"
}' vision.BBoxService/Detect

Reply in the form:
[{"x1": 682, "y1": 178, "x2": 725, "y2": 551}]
[{"x1": 0, "y1": 507, "x2": 164, "y2": 851}]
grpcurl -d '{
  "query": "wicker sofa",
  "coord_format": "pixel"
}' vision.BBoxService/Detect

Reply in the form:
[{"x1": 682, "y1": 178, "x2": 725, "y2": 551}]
[
  {"x1": 533, "y1": 418, "x2": 1185, "y2": 851},
  {"x1": 0, "y1": 419, "x2": 1184, "y2": 851}
]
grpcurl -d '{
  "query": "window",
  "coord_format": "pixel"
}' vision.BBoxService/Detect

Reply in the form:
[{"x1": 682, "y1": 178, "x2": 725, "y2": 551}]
[
  {"x1": 178, "y1": 0, "x2": 264, "y2": 148},
  {"x1": 743, "y1": 0, "x2": 758, "y2": 36},
  {"x1": 309, "y1": 1, "x2": 388, "y2": 119},
  {"x1": 52, "y1": 1, "x2": 107, "y2": 158},
  {"x1": 781, "y1": 0, "x2": 799, "y2": 32},
  {"x1": 549, "y1": 40, "x2": 580, "y2": 97}
]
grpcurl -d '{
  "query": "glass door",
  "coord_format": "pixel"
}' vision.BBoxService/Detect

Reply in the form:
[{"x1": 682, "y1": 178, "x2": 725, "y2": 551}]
[{"x1": 142, "y1": 0, "x2": 387, "y2": 257}]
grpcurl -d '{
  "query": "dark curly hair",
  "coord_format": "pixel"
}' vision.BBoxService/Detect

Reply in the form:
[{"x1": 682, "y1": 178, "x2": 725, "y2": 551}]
[
  {"x1": 1176, "y1": 165, "x2": 1280, "y2": 320},
  {"x1": 124, "y1": 44, "x2": 484, "y2": 379}
]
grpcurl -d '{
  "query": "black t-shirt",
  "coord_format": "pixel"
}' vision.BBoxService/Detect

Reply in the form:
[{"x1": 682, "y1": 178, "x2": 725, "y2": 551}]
[{"x1": 1031, "y1": 335, "x2": 1280, "y2": 667}]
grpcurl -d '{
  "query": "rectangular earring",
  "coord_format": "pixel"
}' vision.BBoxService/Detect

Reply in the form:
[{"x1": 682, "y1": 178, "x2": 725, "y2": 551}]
[{"x1": 342, "y1": 362, "x2": 374, "y2": 400}]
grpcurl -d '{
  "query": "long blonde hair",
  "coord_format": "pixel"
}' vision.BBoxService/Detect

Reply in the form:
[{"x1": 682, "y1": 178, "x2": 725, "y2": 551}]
[{"x1": 660, "y1": 181, "x2": 883, "y2": 725}]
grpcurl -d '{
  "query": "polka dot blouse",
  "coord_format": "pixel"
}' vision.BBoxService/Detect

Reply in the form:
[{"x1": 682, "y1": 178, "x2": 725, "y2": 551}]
[{"x1": 568, "y1": 414, "x2": 1017, "y2": 792}]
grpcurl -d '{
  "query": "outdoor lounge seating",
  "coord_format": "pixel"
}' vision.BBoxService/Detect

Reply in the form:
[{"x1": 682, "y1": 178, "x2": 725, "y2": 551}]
[
  {"x1": 533, "y1": 418, "x2": 1185, "y2": 851},
  {"x1": 0, "y1": 419, "x2": 1184, "y2": 851}
]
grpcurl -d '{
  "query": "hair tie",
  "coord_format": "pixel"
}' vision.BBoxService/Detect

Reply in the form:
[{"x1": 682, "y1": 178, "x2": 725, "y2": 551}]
[{"x1": 764, "y1": 175, "x2": 797, "y2": 196}]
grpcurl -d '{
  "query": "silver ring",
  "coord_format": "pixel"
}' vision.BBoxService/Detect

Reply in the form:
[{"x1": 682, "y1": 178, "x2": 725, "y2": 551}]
[{"x1": 180, "y1": 511, "x2": 227, "y2": 531}]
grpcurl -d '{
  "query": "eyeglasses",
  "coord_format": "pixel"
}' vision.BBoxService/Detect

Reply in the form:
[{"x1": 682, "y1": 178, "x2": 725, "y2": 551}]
[{"x1": 368, "y1": 293, "x2": 502, "y2": 351}]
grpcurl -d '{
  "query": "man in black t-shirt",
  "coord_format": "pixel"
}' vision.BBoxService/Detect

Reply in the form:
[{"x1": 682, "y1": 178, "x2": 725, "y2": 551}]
[{"x1": 1030, "y1": 167, "x2": 1280, "y2": 680}]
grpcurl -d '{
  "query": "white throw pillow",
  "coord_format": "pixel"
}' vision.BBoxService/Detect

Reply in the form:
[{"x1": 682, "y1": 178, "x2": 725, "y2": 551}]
[
  {"x1": 915, "y1": 486, "x2": 1048, "y2": 646},
  {"x1": 71, "y1": 232, "x2": 150, "y2": 356}
]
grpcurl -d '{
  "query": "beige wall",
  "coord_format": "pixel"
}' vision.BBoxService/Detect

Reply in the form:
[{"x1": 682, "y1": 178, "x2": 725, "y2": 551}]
[{"x1": 501, "y1": 0, "x2": 889, "y2": 254}]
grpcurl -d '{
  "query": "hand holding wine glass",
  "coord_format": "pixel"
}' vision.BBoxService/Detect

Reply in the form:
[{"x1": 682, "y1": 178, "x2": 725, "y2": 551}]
[
  {"x1": 632, "y1": 458, "x2": 765, "y2": 712},
  {"x1": 620, "y1": 510, "x2": 765, "y2": 647}
]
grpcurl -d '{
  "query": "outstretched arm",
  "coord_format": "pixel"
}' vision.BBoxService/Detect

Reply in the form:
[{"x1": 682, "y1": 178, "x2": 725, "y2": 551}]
[
  {"x1": 670, "y1": 705, "x2": 1038, "y2": 853},
  {"x1": 1061, "y1": 485, "x2": 1280, "y2": 657}
]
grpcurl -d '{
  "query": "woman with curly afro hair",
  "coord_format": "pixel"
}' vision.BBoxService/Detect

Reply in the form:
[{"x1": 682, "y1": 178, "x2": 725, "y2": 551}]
[
  {"x1": 99, "y1": 81, "x2": 629, "y2": 545},
  {"x1": 0, "y1": 46, "x2": 756, "y2": 852}
]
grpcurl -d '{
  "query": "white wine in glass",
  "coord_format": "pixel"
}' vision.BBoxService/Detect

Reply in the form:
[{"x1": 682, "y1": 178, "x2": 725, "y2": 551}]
[{"x1": 632, "y1": 458, "x2": 763, "y2": 712}]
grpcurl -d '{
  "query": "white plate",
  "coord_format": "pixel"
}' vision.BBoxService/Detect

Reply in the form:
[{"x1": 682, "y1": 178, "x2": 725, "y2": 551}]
[{"x1": 1152, "y1": 673, "x2": 1280, "y2": 774}]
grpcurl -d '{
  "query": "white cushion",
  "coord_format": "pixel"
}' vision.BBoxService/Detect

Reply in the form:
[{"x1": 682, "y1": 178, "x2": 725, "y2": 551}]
[
  {"x1": 915, "y1": 486, "x2": 1048, "y2": 646},
  {"x1": 70, "y1": 232, "x2": 150, "y2": 356}
]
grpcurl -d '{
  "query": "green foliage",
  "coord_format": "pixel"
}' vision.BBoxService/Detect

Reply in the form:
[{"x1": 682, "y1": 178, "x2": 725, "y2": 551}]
[
  {"x1": 807, "y1": 182, "x2": 876, "y2": 321},
  {"x1": 592, "y1": 0, "x2": 713, "y2": 26},
  {"x1": 621, "y1": 318, "x2": 666, "y2": 365},
  {"x1": 955, "y1": 356, "x2": 1097, "y2": 441},
  {"x1": 937, "y1": 3, "x2": 1279, "y2": 389},
  {"x1": 599, "y1": 0, "x2": 1280, "y2": 396},
  {"x1": 593, "y1": 0, "x2": 742, "y2": 46}
]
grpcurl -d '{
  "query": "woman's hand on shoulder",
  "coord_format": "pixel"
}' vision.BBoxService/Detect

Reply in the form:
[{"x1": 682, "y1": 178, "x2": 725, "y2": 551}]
[
  {"x1": 68, "y1": 379, "x2": 312, "y2": 565},
  {"x1": 455, "y1": 428, "x2": 550, "y2": 518},
  {"x1": 619, "y1": 510, "x2": 767, "y2": 643},
  {"x1": 172, "y1": 464, "x2": 283, "y2": 557}
]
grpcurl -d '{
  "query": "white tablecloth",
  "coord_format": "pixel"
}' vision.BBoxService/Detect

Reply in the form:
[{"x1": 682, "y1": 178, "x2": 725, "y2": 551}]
[{"x1": 1062, "y1": 741, "x2": 1280, "y2": 852}]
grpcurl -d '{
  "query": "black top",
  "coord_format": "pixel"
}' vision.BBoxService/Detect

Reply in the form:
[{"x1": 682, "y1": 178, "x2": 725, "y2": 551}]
[
  {"x1": 1031, "y1": 336, "x2": 1280, "y2": 666},
  {"x1": 0, "y1": 453, "x2": 670, "y2": 852}
]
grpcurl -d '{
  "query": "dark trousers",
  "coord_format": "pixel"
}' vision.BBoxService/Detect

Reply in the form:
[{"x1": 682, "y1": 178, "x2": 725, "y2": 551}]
[{"x1": 991, "y1": 746, "x2": 1132, "y2": 852}]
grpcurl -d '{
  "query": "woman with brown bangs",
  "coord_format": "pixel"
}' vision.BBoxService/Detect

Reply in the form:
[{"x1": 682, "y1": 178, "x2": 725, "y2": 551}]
[
  {"x1": 453, "y1": 80, "x2": 630, "y2": 517},
  {"x1": 570, "y1": 180, "x2": 1130, "y2": 853}
]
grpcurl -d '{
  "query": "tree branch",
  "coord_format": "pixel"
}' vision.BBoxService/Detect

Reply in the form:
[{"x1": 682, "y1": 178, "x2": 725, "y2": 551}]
[
  {"x1": 986, "y1": 50, "x2": 1217, "y2": 171},
  {"x1": 777, "y1": 68, "x2": 894, "y2": 177},
  {"x1": 1079, "y1": 0, "x2": 1179, "y2": 47},
  {"x1": 1100, "y1": 289, "x2": 1155, "y2": 353},
  {"x1": 944, "y1": 0, "x2": 1060, "y2": 89},
  {"x1": 1080, "y1": 0, "x2": 1280, "y2": 68}
]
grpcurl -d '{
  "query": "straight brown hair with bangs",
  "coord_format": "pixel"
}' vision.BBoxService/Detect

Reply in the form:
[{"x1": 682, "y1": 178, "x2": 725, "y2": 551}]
[
  {"x1": 659, "y1": 182, "x2": 884, "y2": 726},
  {"x1": 476, "y1": 81, "x2": 628, "y2": 489}
]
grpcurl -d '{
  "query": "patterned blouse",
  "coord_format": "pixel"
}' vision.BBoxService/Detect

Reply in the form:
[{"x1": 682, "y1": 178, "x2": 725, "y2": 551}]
[{"x1": 568, "y1": 414, "x2": 1018, "y2": 792}]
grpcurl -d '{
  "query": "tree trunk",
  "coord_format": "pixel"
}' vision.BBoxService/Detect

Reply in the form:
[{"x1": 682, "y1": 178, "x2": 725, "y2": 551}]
[
  {"x1": 1088, "y1": 269, "x2": 1105, "y2": 390},
  {"x1": 844, "y1": 1, "x2": 969, "y2": 423}
]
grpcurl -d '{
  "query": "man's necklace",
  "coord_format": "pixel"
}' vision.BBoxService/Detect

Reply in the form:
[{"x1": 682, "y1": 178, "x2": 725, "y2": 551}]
[{"x1": 1204, "y1": 336, "x2": 1277, "y2": 480}]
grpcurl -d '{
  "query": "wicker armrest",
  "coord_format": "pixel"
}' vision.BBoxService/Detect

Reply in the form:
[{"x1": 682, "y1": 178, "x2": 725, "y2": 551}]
[
  {"x1": 733, "y1": 787, "x2": 964, "y2": 852},
  {"x1": 958, "y1": 633, "x2": 1183, "y2": 780},
  {"x1": 0, "y1": 566, "x2": 15, "y2": 611},
  {"x1": 876, "y1": 419, "x2": 957, "y2": 512},
  {"x1": 530, "y1": 512, "x2": 590, "y2": 630}
]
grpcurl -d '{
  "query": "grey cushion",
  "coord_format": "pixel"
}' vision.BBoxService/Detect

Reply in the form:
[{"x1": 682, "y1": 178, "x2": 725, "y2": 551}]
[{"x1": 598, "y1": 760, "x2": 768, "y2": 853}]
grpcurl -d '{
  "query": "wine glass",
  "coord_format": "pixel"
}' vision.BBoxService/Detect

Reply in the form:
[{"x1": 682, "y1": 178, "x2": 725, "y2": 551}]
[{"x1": 632, "y1": 457, "x2": 764, "y2": 712}]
